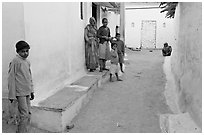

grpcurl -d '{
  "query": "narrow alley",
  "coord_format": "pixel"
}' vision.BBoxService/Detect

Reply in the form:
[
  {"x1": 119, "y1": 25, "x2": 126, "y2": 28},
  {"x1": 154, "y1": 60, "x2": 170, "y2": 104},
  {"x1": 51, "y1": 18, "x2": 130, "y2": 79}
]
[
  {"x1": 2, "y1": 49, "x2": 172, "y2": 133},
  {"x1": 2, "y1": 2, "x2": 202, "y2": 133},
  {"x1": 69, "y1": 49, "x2": 172, "y2": 133}
]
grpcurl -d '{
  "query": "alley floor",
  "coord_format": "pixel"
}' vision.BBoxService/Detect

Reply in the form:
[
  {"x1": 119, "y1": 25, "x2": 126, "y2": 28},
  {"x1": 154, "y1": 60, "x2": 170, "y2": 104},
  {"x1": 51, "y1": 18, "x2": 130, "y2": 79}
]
[
  {"x1": 69, "y1": 49, "x2": 172, "y2": 133},
  {"x1": 2, "y1": 49, "x2": 173, "y2": 133}
]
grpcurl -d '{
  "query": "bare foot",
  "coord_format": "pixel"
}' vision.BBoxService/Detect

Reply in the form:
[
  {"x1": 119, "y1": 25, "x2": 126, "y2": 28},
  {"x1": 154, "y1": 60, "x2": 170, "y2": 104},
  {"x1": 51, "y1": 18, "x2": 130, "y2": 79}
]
[{"x1": 117, "y1": 79, "x2": 123, "y2": 81}]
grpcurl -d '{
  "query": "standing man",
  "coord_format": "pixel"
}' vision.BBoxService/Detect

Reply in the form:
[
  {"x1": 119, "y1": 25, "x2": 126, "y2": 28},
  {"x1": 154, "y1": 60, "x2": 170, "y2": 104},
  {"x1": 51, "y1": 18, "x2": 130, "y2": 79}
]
[
  {"x1": 8, "y1": 41, "x2": 34, "y2": 132},
  {"x1": 97, "y1": 18, "x2": 112, "y2": 72}
]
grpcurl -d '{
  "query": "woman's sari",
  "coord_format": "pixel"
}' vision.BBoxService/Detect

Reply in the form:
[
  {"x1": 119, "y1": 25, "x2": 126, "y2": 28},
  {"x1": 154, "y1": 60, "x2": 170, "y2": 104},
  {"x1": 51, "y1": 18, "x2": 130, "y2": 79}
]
[{"x1": 84, "y1": 24, "x2": 99, "y2": 70}]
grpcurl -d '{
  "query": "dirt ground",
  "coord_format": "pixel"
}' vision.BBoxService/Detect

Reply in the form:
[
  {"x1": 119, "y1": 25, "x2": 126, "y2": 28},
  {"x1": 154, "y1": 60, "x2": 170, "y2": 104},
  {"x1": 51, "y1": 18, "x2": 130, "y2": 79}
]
[
  {"x1": 2, "y1": 49, "x2": 172, "y2": 133},
  {"x1": 69, "y1": 49, "x2": 172, "y2": 133}
]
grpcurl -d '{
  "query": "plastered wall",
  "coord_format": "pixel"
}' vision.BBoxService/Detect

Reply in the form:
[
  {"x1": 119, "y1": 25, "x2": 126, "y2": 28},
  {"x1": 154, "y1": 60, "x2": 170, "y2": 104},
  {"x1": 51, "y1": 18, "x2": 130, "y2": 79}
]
[
  {"x1": 2, "y1": 2, "x2": 25, "y2": 97},
  {"x1": 2, "y1": 2, "x2": 87, "y2": 105},
  {"x1": 2, "y1": 2, "x2": 120, "y2": 105},
  {"x1": 100, "y1": 9, "x2": 120, "y2": 37},
  {"x1": 171, "y1": 2, "x2": 202, "y2": 129}
]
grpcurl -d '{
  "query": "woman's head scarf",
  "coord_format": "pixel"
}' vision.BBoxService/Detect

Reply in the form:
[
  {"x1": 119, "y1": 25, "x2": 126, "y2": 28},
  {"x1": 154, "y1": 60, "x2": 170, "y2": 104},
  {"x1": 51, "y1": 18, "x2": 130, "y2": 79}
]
[{"x1": 89, "y1": 17, "x2": 96, "y2": 26}]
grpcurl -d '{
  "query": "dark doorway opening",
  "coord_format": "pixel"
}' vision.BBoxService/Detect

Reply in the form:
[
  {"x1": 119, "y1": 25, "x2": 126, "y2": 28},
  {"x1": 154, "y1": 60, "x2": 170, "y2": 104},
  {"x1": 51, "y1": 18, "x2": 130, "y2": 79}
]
[{"x1": 92, "y1": 3, "x2": 97, "y2": 24}]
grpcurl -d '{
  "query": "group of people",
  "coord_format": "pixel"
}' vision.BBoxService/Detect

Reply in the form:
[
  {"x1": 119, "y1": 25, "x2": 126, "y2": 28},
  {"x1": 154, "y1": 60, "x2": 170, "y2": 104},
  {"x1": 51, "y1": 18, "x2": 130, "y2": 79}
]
[
  {"x1": 84, "y1": 17, "x2": 125, "y2": 77},
  {"x1": 7, "y1": 16, "x2": 174, "y2": 133},
  {"x1": 7, "y1": 17, "x2": 124, "y2": 133}
]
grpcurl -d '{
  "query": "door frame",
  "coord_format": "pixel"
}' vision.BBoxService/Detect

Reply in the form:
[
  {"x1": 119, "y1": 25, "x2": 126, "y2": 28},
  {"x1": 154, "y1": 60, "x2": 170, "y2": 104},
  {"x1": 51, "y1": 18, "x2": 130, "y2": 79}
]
[{"x1": 140, "y1": 20, "x2": 157, "y2": 49}]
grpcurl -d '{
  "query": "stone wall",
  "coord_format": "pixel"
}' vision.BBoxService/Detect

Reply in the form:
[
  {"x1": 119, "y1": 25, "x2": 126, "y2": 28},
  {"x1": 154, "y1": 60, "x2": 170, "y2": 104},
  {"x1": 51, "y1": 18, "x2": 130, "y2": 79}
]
[{"x1": 171, "y1": 2, "x2": 202, "y2": 129}]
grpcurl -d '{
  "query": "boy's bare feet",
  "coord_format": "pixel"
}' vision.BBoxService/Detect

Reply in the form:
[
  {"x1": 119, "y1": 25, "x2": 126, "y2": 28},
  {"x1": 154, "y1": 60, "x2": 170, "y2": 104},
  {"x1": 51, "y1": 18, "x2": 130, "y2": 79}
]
[{"x1": 117, "y1": 78, "x2": 123, "y2": 81}]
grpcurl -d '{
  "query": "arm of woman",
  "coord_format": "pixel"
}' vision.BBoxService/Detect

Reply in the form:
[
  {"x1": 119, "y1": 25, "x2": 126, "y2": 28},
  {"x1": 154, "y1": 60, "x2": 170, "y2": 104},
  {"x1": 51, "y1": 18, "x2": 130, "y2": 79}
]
[
  {"x1": 97, "y1": 27, "x2": 103, "y2": 39},
  {"x1": 84, "y1": 27, "x2": 89, "y2": 42}
]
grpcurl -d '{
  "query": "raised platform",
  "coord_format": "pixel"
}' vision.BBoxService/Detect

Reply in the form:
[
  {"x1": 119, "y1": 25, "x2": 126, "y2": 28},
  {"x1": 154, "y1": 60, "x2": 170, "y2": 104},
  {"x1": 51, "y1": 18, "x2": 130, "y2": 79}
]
[
  {"x1": 2, "y1": 71, "x2": 109, "y2": 132},
  {"x1": 30, "y1": 71, "x2": 109, "y2": 132}
]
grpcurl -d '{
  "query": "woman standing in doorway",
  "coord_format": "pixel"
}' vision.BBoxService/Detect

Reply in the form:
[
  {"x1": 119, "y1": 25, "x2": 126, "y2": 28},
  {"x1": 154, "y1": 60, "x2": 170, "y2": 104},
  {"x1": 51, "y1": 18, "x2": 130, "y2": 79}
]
[{"x1": 84, "y1": 17, "x2": 99, "y2": 72}]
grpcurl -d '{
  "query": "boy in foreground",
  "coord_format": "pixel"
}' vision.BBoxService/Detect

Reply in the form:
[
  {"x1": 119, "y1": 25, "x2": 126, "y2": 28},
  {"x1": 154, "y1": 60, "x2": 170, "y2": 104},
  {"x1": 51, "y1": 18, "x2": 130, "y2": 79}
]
[{"x1": 8, "y1": 40, "x2": 34, "y2": 132}]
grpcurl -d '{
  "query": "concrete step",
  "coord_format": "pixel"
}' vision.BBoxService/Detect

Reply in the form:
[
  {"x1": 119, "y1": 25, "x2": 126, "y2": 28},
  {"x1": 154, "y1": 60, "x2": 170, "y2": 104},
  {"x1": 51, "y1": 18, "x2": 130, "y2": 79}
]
[{"x1": 31, "y1": 71, "x2": 109, "y2": 132}]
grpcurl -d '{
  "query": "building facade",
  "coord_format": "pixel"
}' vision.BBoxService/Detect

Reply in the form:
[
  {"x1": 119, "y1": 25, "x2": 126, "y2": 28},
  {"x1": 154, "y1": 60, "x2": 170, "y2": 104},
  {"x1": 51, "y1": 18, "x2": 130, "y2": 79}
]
[
  {"x1": 2, "y1": 2, "x2": 120, "y2": 105},
  {"x1": 125, "y1": 2, "x2": 175, "y2": 49}
]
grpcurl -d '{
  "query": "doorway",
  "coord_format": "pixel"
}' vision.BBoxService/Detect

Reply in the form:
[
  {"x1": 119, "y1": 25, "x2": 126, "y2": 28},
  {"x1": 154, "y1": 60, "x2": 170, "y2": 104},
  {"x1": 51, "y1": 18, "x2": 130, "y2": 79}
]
[
  {"x1": 141, "y1": 20, "x2": 157, "y2": 48},
  {"x1": 92, "y1": 3, "x2": 97, "y2": 24}
]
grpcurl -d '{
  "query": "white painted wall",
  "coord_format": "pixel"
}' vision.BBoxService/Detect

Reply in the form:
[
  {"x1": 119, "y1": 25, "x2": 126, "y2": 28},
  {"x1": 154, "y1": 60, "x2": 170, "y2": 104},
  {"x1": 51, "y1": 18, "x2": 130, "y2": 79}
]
[
  {"x1": 2, "y1": 2, "x2": 120, "y2": 105},
  {"x1": 125, "y1": 2, "x2": 175, "y2": 48},
  {"x1": 2, "y1": 2, "x2": 25, "y2": 97},
  {"x1": 171, "y1": 2, "x2": 202, "y2": 129},
  {"x1": 2, "y1": 2, "x2": 89, "y2": 105},
  {"x1": 84, "y1": 2, "x2": 92, "y2": 26},
  {"x1": 100, "y1": 10, "x2": 120, "y2": 37},
  {"x1": 24, "y1": 2, "x2": 87, "y2": 105}
]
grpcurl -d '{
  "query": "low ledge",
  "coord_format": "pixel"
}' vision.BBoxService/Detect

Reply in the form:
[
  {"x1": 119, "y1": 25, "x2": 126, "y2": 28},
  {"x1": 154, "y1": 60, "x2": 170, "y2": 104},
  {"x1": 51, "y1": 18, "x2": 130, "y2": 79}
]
[
  {"x1": 2, "y1": 71, "x2": 110, "y2": 132},
  {"x1": 71, "y1": 75, "x2": 100, "y2": 87},
  {"x1": 30, "y1": 72, "x2": 109, "y2": 132},
  {"x1": 38, "y1": 86, "x2": 87, "y2": 111}
]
